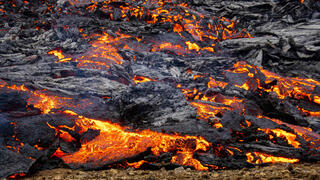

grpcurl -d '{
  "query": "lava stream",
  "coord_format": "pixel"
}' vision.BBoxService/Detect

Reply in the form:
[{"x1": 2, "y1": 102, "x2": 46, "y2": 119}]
[{"x1": 56, "y1": 110, "x2": 211, "y2": 170}]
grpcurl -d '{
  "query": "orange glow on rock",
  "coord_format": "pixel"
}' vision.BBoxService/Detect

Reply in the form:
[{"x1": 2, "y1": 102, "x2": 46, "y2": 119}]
[
  {"x1": 47, "y1": 31, "x2": 132, "y2": 71},
  {"x1": 258, "y1": 116, "x2": 320, "y2": 151},
  {"x1": 258, "y1": 128, "x2": 300, "y2": 148},
  {"x1": 46, "y1": 122, "x2": 76, "y2": 143},
  {"x1": 208, "y1": 77, "x2": 228, "y2": 88},
  {"x1": 235, "y1": 83, "x2": 250, "y2": 91},
  {"x1": 51, "y1": 147, "x2": 65, "y2": 158},
  {"x1": 246, "y1": 152, "x2": 299, "y2": 164},
  {"x1": 60, "y1": 130, "x2": 76, "y2": 142},
  {"x1": 228, "y1": 61, "x2": 320, "y2": 116},
  {"x1": 193, "y1": 74, "x2": 204, "y2": 80},
  {"x1": 126, "y1": 160, "x2": 149, "y2": 169},
  {"x1": 58, "y1": 110, "x2": 211, "y2": 170},
  {"x1": 48, "y1": 49, "x2": 71, "y2": 62},
  {"x1": 185, "y1": 41, "x2": 201, "y2": 52},
  {"x1": 171, "y1": 151, "x2": 208, "y2": 171},
  {"x1": 132, "y1": 75, "x2": 157, "y2": 84},
  {"x1": 190, "y1": 101, "x2": 228, "y2": 126},
  {"x1": 245, "y1": 120, "x2": 252, "y2": 127},
  {"x1": 29, "y1": 93, "x2": 61, "y2": 114},
  {"x1": 178, "y1": 78, "x2": 244, "y2": 128},
  {"x1": 3, "y1": 1, "x2": 319, "y2": 173},
  {"x1": 152, "y1": 42, "x2": 186, "y2": 55},
  {"x1": 65, "y1": 0, "x2": 251, "y2": 58},
  {"x1": 33, "y1": 145, "x2": 44, "y2": 151},
  {"x1": 8, "y1": 173, "x2": 26, "y2": 179},
  {"x1": 1, "y1": 83, "x2": 72, "y2": 114},
  {"x1": 299, "y1": 107, "x2": 320, "y2": 116},
  {"x1": 173, "y1": 23, "x2": 183, "y2": 35}
]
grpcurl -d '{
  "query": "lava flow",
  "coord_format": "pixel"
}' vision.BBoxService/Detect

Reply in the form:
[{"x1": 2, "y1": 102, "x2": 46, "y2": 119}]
[
  {"x1": 1, "y1": 0, "x2": 320, "y2": 178},
  {"x1": 0, "y1": 81, "x2": 70, "y2": 114},
  {"x1": 0, "y1": 79, "x2": 211, "y2": 170},
  {"x1": 49, "y1": 31, "x2": 131, "y2": 71},
  {"x1": 226, "y1": 61, "x2": 320, "y2": 116},
  {"x1": 176, "y1": 61, "x2": 320, "y2": 164},
  {"x1": 132, "y1": 75, "x2": 157, "y2": 84},
  {"x1": 53, "y1": 110, "x2": 211, "y2": 170},
  {"x1": 246, "y1": 152, "x2": 299, "y2": 164},
  {"x1": 48, "y1": 0, "x2": 251, "y2": 70}
]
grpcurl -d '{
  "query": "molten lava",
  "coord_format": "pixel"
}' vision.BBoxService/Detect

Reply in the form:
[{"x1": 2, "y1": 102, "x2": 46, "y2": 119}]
[
  {"x1": 126, "y1": 160, "x2": 150, "y2": 169},
  {"x1": 8, "y1": 173, "x2": 26, "y2": 179},
  {"x1": 0, "y1": 81, "x2": 76, "y2": 114},
  {"x1": 132, "y1": 75, "x2": 157, "y2": 84},
  {"x1": 258, "y1": 128, "x2": 300, "y2": 148},
  {"x1": 227, "y1": 61, "x2": 320, "y2": 116},
  {"x1": 2, "y1": 0, "x2": 320, "y2": 175},
  {"x1": 49, "y1": 31, "x2": 131, "y2": 71},
  {"x1": 176, "y1": 61, "x2": 320, "y2": 165},
  {"x1": 57, "y1": 110, "x2": 211, "y2": 170},
  {"x1": 178, "y1": 80, "x2": 244, "y2": 129},
  {"x1": 48, "y1": 0, "x2": 251, "y2": 70},
  {"x1": 48, "y1": 49, "x2": 72, "y2": 62},
  {"x1": 261, "y1": 116, "x2": 320, "y2": 151},
  {"x1": 246, "y1": 152, "x2": 299, "y2": 164}
]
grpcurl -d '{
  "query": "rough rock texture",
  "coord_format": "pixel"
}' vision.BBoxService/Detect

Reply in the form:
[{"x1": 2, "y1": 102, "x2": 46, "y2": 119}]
[
  {"x1": 0, "y1": 0, "x2": 320, "y2": 178},
  {"x1": 23, "y1": 163, "x2": 320, "y2": 180}
]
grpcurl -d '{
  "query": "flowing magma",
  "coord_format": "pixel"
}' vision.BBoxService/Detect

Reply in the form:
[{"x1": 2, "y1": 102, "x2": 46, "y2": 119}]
[
  {"x1": 57, "y1": 110, "x2": 211, "y2": 170},
  {"x1": 2, "y1": 59, "x2": 320, "y2": 169},
  {"x1": 48, "y1": 0, "x2": 251, "y2": 70},
  {"x1": 1, "y1": 0, "x2": 319, "y2": 174}
]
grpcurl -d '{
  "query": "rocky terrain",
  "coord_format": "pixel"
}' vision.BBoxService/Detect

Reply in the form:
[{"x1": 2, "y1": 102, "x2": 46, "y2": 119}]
[{"x1": 23, "y1": 163, "x2": 320, "y2": 180}]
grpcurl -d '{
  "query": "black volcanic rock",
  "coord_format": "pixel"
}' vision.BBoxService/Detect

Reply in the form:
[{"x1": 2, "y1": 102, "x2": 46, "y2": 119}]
[
  {"x1": 0, "y1": 0, "x2": 320, "y2": 178},
  {"x1": 0, "y1": 147, "x2": 34, "y2": 178},
  {"x1": 116, "y1": 82, "x2": 197, "y2": 129},
  {"x1": 0, "y1": 92, "x2": 29, "y2": 112}
]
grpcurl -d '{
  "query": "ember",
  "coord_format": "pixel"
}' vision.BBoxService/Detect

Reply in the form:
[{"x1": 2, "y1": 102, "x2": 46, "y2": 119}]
[{"x1": 0, "y1": 0, "x2": 320, "y2": 178}]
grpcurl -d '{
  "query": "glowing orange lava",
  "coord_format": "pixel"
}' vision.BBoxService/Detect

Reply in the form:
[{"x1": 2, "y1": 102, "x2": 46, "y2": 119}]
[
  {"x1": 8, "y1": 173, "x2": 26, "y2": 179},
  {"x1": 246, "y1": 152, "x2": 299, "y2": 164},
  {"x1": 0, "y1": 81, "x2": 72, "y2": 114},
  {"x1": 258, "y1": 128, "x2": 300, "y2": 148},
  {"x1": 178, "y1": 80, "x2": 244, "y2": 128},
  {"x1": 48, "y1": 49, "x2": 71, "y2": 62},
  {"x1": 132, "y1": 75, "x2": 157, "y2": 84},
  {"x1": 58, "y1": 110, "x2": 210, "y2": 170},
  {"x1": 228, "y1": 61, "x2": 320, "y2": 116},
  {"x1": 126, "y1": 160, "x2": 150, "y2": 169},
  {"x1": 49, "y1": 31, "x2": 131, "y2": 70},
  {"x1": 208, "y1": 77, "x2": 228, "y2": 89},
  {"x1": 3, "y1": 0, "x2": 319, "y2": 173},
  {"x1": 259, "y1": 116, "x2": 320, "y2": 151},
  {"x1": 49, "y1": 0, "x2": 251, "y2": 70}
]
